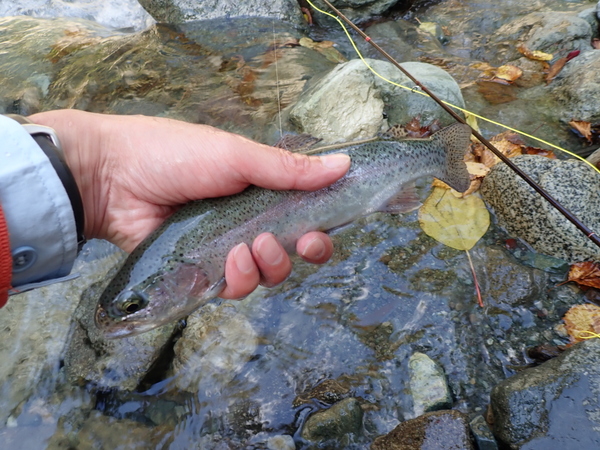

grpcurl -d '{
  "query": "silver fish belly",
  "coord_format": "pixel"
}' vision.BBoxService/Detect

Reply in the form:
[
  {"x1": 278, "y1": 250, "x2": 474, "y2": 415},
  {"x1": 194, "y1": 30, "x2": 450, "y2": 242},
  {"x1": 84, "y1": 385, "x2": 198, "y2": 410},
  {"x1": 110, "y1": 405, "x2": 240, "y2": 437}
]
[{"x1": 95, "y1": 123, "x2": 471, "y2": 338}]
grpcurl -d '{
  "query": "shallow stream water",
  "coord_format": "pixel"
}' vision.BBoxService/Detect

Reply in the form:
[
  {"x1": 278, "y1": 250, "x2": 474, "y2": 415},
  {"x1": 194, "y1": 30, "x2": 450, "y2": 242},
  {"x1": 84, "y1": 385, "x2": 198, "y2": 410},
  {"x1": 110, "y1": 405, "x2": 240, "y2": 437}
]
[{"x1": 0, "y1": 0, "x2": 597, "y2": 448}]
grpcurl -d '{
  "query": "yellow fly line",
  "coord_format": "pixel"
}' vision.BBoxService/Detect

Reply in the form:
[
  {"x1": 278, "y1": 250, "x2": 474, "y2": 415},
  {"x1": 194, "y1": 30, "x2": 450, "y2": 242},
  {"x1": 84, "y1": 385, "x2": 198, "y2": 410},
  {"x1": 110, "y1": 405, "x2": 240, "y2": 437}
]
[{"x1": 305, "y1": 0, "x2": 600, "y2": 174}]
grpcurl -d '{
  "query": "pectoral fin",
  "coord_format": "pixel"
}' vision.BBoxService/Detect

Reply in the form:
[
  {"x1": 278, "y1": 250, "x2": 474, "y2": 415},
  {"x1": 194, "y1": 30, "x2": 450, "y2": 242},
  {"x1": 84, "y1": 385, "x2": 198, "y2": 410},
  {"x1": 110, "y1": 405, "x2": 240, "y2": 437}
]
[{"x1": 378, "y1": 183, "x2": 422, "y2": 214}]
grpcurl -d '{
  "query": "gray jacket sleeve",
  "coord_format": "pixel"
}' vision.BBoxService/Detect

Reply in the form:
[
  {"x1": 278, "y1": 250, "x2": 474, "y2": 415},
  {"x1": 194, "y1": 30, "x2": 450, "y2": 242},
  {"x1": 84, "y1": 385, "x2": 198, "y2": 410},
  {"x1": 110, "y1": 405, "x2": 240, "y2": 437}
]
[{"x1": 0, "y1": 115, "x2": 78, "y2": 287}]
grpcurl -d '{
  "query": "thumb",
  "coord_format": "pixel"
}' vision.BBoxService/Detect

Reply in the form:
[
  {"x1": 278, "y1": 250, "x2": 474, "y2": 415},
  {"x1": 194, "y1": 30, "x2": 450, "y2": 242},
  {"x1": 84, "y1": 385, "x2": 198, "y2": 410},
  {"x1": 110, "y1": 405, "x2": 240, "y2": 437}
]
[{"x1": 230, "y1": 144, "x2": 351, "y2": 191}]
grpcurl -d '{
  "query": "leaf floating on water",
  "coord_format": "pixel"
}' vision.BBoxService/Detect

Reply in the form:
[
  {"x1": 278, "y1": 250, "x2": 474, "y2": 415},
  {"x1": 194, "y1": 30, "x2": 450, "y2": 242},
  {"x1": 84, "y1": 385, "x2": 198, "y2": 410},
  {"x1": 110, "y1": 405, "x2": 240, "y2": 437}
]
[
  {"x1": 569, "y1": 120, "x2": 593, "y2": 143},
  {"x1": 563, "y1": 303, "x2": 600, "y2": 343},
  {"x1": 418, "y1": 187, "x2": 490, "y2": 251},
  {"x1": 494, "y1": 65, "x2": 523, "y2": 84},
  {"x1": 517, "y1": 44, "x2": 553, "y2": 61},
  {"x1": 565, "y1": 261, "x2": 600, "y2": 289},
  {"x1": 298, "y1": 37, "x2": 347, "y2": 64}
]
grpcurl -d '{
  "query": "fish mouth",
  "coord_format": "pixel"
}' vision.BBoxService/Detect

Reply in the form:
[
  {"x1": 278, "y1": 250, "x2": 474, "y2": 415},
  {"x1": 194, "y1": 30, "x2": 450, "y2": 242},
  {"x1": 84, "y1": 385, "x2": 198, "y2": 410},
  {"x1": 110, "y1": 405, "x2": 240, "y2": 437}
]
[{"x1": 94, "y1": 304, "x2": 153, "y2": 339}]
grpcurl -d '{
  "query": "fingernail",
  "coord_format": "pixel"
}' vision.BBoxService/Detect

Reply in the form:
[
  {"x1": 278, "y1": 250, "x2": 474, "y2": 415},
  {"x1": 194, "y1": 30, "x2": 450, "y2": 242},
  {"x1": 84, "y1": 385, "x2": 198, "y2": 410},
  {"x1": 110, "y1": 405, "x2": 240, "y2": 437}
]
[
  {"x1": 234, "y1": 243, "x2": 254, "y2": 274},
  {"x1": 301, "y1": 237, "x2": 326, "y2": 260},
  {"x1": 320, "y1": 153, "x2": 350, "y2": 170},
  {"x1": 256, "y1": 234, "x2": 283, "y2": 266}
]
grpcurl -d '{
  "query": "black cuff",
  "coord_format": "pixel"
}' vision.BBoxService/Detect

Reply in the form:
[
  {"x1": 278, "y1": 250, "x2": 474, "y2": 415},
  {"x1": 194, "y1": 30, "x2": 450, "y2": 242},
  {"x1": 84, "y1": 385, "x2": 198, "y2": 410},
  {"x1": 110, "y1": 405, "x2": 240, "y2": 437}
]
[{"x1": 5, "y1": 114, "x2": 86, "y2": 252}]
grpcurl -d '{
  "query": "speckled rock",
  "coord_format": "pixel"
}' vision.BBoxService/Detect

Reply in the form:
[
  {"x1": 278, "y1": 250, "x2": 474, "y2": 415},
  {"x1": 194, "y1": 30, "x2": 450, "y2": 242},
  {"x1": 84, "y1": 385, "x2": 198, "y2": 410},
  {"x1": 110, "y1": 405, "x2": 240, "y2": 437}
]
[
  {"x1": 170, "y1": 302, "x2": 258, "y2": 393},
  {"x1": 480, "y1": 155, "x2": 600, "y2": 263},
  {"x1": 371, "y1": 410, "x2": 474, "y2": 450},
  {"x1": 408, "y1": 352, "x2": 452, "y2": 418},
  {"x1": 289, "y1": 58, "x2": 464, "y2": 143},
  {"x1": 490, "y1": 339, "x2": 600, "y2": 449},
  {"x1": 301, "y1": 397, "x2": 364, "y2": 445}
]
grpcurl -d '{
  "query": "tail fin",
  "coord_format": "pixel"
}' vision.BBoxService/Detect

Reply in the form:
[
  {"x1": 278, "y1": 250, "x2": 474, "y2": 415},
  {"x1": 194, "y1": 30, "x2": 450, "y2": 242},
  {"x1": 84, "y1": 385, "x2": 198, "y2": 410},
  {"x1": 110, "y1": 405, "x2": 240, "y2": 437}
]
[{"x1": 431, "y1": 123, "x2": 471, "y2": 193}]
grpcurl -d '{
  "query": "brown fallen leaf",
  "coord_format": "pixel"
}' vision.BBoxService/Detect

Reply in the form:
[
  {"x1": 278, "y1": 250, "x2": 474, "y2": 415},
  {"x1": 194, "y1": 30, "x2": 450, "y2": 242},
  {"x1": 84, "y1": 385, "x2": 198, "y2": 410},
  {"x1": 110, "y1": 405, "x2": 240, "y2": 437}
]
[
  {"x1": 471, "y1": 131, "x2": 524, "y2": 167},
  {"x1": 569, "y1": 120, "x2": 593, "y2": 143},
  {"x1": 566, "y1": 261, "x2": 600, "y2": 289},
  {"x1": 545, "y1": 56, "x2": 567, "y2": 84},
  {"x1": 523, "y1": 146, "x2": 556, "y2": 158},
  {"x1": 563, "y1": 303, "x2": 600, "y2": 343}
]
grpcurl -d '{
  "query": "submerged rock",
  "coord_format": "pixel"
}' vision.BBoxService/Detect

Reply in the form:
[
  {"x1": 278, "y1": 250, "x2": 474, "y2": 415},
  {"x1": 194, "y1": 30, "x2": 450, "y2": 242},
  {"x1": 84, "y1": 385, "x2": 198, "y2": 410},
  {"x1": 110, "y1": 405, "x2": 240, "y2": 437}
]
[
  {"x1": 64, "y1": 263, "x2": 179, "y2": 391},
  {"x1": 0, "y1": 240, "x2": 124, "y2": 425},
  {"x1": 300, "y1": 397, "x2": 364, "y2": 445},
  {"x1": 289, "y1": 58, "x2": 464, "y2": 143},
  {"x1": 170, "y1": 302, "x2": 258, "y2": 394},
  {"x1": 489, "y1": 339, "x2": 600, "y2": 449},
  {"x1": 469, "y1": 415, "x2": 498, "y2": 450},
  {"x1": 480, "y1": 155, "x2": 600, "y2": 263},
  {"x1": 371, "y1": 410, "x2": 474, "y2": 450},
  {"x1": 408, "y1": 352, "x2": 452, "y2": 418}
]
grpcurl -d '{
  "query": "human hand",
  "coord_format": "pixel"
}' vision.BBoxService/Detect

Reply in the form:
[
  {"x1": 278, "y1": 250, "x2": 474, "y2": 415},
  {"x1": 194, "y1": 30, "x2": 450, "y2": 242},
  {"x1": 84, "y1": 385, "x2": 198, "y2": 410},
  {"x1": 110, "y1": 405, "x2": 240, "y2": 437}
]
[{"x1": 29, "y1": 110, "x2": 350, "y2": 299}]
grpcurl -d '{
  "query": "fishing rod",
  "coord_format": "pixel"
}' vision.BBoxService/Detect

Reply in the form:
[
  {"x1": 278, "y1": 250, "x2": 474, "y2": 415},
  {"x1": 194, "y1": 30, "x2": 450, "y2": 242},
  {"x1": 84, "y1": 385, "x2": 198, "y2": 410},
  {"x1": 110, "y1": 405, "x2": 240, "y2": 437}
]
[{"x1": 314, "y1": 0, "x2": 600, "y2": 249}]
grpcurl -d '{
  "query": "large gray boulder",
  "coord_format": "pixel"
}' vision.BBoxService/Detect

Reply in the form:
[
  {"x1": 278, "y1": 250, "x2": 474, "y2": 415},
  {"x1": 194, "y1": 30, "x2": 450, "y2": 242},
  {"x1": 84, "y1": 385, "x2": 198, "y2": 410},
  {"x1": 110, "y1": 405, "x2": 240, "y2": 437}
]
[
  {"x1": 136, "y1": 0, "x2": 304, "y2": 26},
  {"x1": 486, "y1": 11, "x2": 593, "y2": 64},
  {"x1": 551, "y1": 50, "x2": 600, "y2": 123},
  {"x1": 0, "y1": 0, "x2": 153, "y2": 31},
  {"x1": 289, "y1": 58, "x2": 464, "y2": 143}
]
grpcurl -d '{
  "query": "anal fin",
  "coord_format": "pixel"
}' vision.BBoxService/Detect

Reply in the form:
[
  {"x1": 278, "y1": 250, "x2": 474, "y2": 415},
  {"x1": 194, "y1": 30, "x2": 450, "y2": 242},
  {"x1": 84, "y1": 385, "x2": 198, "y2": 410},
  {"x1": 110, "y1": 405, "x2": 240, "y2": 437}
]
[{"x1": 378, "y1": 183, "x2": 422, "y2": 214}]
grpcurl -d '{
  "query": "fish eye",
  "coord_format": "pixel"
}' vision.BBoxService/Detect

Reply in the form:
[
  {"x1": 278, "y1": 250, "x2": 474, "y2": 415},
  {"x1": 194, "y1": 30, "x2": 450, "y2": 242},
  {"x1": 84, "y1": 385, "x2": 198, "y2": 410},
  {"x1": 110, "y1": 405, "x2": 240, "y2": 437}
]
[{"x1": 115, "y1": 290, "x2": 149, "y2": 316}]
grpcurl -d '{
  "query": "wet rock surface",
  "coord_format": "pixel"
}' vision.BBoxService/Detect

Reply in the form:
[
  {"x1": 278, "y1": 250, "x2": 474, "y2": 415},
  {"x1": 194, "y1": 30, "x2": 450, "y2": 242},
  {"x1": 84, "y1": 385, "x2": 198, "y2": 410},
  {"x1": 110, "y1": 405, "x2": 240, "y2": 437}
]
[
  {"x1": 490, "y1": 339, "x2": 600, "y2": 449},
  {"x1": 300, "y1": 397, "x2": 364, "y2": 445},
  {"x1": 371, "y1": 410, "x2": 474, "y2": 450},
  {"x1": 170, "y1": 303, "x2": 258, "y2": 393},
  {"x1": 481, "y1": 155, "x2": 600, "y2": 263}
]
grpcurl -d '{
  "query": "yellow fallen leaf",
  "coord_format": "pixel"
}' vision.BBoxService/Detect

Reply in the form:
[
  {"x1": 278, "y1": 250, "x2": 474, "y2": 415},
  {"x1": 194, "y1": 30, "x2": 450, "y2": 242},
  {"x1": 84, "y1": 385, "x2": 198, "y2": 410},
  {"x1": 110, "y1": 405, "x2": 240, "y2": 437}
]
[
  {"x1": 517, "y1": 44, "x2": 553, "y2": 61},
  {"x1": 563, "y1": 304, "x2": 600, "y2": 343},
  {"x1": 494, "y1": 65, "x2": 523, "y2": 83},
  {"x1": 418, "y1": 187, "x2": 490, "y2": 250}
]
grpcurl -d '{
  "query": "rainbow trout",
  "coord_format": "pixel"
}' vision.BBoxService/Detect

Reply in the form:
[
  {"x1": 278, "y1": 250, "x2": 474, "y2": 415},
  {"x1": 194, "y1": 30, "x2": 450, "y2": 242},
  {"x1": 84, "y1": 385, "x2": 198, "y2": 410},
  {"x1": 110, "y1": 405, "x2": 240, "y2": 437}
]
[{"x1": 96, "y1": 123, "x2": 471, "y2": 338}]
